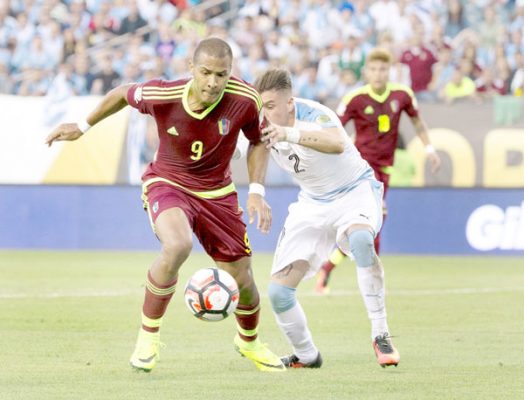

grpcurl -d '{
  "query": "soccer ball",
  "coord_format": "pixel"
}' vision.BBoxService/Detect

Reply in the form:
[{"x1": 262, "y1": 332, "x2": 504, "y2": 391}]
[{"x1": 184, "y1": 268, "x2": 239, "y2": 322}]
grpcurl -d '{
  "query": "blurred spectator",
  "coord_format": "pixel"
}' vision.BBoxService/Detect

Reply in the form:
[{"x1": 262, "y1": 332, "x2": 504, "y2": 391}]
[
  {"x1": 301, "y1": 0, "x2": 339, "y2": 49},
  {"x1": 0, "y1": 63, "x2": 12, "y2": 93},
  {"x1": 378, "y1": 32, "x2": 411, "y2": 86},
  {"x1": 475, "y1": 67, "x2": 507, "y2": 101},
  {"x1": 368, "y1": 0, "x2": 400, "y2": 36},
  {"x1": 400, "y1": 25, "x2": 438, "y2": 100},
  {"x1": 71, "y1": 55, "x2": 94, "y2": 95},
  {"x1": 337, "y1": 33, "x2": 365, "y2": 81},
  {"x1": 505, "y1": 29, "x2": 524, "y2": 70},
  {"x1": 296, "y1": 64, "x2": 329, "y2": 102},
  {"x1": 118, "y1": 1, "x2": 148, "y2": 36},
  {"x1": 475, "y1": 5, "x2": 504, "y2": 52},
  {"x1": 0, "y1": 0, "x2": 522, "y2": 109},
  {"x1": 62, "y1": 28, "x2": 78, "y2": 62},
  {"x1": 16, "y1": 68, "x2": 49, "y2": 96},
  {"x1": 155, "y1": 22, "x2": 176, "y2": 62},
  {"x1": 510, "y1": 52, "x2": 524, "y2": 96},
  {"x1": 444, "y1": 0, "x2": 468, "y2": 39},
  {"x1": 442, "y1": 66, "x2": 476, "y2": 103},
  {"x1": 460, "y1": 41, "x2": 483, "y2": 79},
  {"x1": 90, "y1": 55, "x2": 120, "y2": 94},
  {"x1": 428, "y1": 46, "x2": 455, "y2": 100}
]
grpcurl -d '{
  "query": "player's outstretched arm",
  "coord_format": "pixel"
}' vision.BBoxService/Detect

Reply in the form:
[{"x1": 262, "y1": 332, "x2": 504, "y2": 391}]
[
  {"x1": 246, "y1": 142, "x2": 272, "y2": 234},
  {"x1": 410, "y1": 115, "x2": 441, "y2": 173},
  {"x1": 261, "y1": 123, "x2": 345, "y2": 154},
  {"x1": 45, "y1": 84, "x2": 133, "y2": 147}
]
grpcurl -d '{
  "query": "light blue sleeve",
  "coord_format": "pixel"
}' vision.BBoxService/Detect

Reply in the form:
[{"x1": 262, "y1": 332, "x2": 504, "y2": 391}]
[{"x1": 295, "y1": 100, "x2": 338, "y2": 128}]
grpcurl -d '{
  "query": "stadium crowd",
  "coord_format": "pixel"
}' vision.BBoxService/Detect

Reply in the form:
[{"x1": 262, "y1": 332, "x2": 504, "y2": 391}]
[{"x1": 1, "y1": 0, "x2": 524, "y2": 104}]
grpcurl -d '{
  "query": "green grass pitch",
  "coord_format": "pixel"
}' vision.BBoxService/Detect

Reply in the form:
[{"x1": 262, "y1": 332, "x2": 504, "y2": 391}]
[{"x1": 1, "y1": 251, "x2": 523, "y2": 400}]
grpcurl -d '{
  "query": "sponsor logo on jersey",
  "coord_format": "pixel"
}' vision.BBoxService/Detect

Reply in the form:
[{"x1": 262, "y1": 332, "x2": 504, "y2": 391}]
[
  {"x1": 167, "y1": 126, "x2": 178, "y2": 136},
  {"x1": 364, "y1": 105, "x2": 374, "y2": 115},
  {"x1": 466, "y1": 202, "x2": 524, "y2": 251},
  {"x1": 134, "y1": 86, "x2": 143, "y2": 103},
  {"x1": 218, "y1": 118, "x2": 231, "y2": 135},
  {"x1": 390, "y1": 100, "x2": 399, "y2": 113}
]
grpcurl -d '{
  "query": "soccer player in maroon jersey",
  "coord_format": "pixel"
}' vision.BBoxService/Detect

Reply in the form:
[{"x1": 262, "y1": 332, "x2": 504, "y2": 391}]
[
  {"x1": 45, "y1": 37, "x2": 285, "y2": 372},
  {"x1": 315, "y1": 48, "x2": 441, "y2": 295}
]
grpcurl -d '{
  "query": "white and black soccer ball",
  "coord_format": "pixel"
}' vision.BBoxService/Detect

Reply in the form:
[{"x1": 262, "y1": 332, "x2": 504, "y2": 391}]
[{"x1": 184, "y1": 268, "x2": 239, "y2": 322}]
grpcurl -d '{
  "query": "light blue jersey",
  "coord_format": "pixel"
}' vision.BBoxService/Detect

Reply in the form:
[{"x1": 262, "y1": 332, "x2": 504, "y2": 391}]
[{"x1": 271, "y1": 97, "x2": 373, "y2": 202}]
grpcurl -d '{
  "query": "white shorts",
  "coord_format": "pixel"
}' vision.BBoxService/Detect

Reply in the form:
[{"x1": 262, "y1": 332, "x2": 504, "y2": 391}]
[{"x1": 271, "y1": 178, "x2": 383, "y2": 280}]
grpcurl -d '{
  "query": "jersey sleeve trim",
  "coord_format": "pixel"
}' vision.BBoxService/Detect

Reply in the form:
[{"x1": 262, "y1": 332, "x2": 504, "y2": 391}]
[
  {"x1": 341, "y1": 85, "x2": 369, "y2": 106},
  {"x1": 141, "y1": 84, "x2": 185, "y2": 100},
  {"x1": 225, "y1": 80, "x2": 263, "y2": 110}
]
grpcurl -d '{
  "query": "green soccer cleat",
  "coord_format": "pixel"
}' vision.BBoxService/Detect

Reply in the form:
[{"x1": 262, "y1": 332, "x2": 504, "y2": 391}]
[
  {"x1": 234, "y1": 334, "x2": 286, "y2": 372},
  {"x1": 130, "y1": 329, "x2": 162, "y2": 372}
]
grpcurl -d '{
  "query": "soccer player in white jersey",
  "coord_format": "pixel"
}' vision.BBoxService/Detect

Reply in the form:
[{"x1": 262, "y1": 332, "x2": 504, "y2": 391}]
[{"x1": 254, "y1": 68, "x2": 400, "y2": 368}]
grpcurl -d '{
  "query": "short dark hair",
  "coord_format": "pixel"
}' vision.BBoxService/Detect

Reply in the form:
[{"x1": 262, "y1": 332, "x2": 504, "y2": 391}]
[
  {"x1": 254, "y1": 68, "x2": 292, "y2": 94},
  {"x1": 193, "y1": 37, "x2": 232, "y2": 63}
]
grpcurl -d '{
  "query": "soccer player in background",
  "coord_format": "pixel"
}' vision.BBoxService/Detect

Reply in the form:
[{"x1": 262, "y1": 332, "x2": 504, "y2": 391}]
[
  {"x1": 315, "y1": 48, "x2": 441, "y2": 294},
  {"x1": 45, "y1": 37, "x2": 286, "y2": 372},
  {"x1": 252, "y1": 68, "x2": 399, "y2": 368}
]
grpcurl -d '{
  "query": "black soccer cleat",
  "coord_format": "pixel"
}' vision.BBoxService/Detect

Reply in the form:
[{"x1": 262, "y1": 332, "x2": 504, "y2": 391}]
[{"x1": 281, "y1": 352, "x2": 323, "y2": 368}]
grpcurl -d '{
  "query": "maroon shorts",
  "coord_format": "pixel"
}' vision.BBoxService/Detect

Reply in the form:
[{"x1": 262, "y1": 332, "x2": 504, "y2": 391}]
[{"x1": 143, "y1": 182, "x2": 251, "y2": 262}]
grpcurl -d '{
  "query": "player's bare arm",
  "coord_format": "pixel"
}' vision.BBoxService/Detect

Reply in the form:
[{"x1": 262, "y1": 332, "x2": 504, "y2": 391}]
[
  {"x1": 261, "y1": 124, "x2": 345, "y2": 154},
  {"x1": 410, "y1": 115, "x2": 441, "y2": 173},
  {"x1": 246, "y1": 142, "x2": 272, "y2": 234},
  {"x1": 45, "y1": 84, "x2": 133, "y2": 147}
]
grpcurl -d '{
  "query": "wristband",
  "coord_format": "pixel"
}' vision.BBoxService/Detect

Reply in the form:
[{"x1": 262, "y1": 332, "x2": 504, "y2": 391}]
[
  {"x1": 77, "y1": 120, "x2": 92, "y2": 134},
  {"x1": 248, "y1": 183, "x2": 265, "y2": 197},
  {"x1": 425, "y1": 144, "x2": 436, "y2": 154},
  {"x1": 285, "y1": 127, "x2": 301, "y2": 144}
]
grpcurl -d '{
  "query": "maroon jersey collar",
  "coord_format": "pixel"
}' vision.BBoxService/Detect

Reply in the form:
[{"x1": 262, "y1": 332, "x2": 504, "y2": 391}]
[{"x1": 182, "y1": 79, "x2": 226, "y2": 120}]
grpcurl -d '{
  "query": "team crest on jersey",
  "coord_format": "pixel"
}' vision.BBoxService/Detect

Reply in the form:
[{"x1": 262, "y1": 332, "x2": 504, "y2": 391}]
[
  {"x1": 390, "y1": 100, "x2": 399, "y2": 113},
  {"x1": 364, "y1": 105, "x2": 374, "y2": 115},
  {"x1": 218, "y1": 118, "x2": 231, "y2": 135},
  {"x1": 152, "y1": 201, "x2": 159, "y2": 213},
  {"x1": 315, "y1": 114, "x2": 332, "y2": 124}
]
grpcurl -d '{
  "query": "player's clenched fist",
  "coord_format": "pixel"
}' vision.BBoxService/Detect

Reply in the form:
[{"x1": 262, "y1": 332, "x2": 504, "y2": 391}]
[{"x1": 45, "y1": 123, "x2": 84, "y2": 147}]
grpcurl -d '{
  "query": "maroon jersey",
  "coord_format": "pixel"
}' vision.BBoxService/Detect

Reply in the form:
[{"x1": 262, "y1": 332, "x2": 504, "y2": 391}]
[
  {"x1": 400, "y1": 46, "x2": 437, "y2": 92},
  {"x1": 127, "y1": 76, "x2": 262, "y2": 193},
  {"x1": 336, "y1": 83, "x2": 419, "y2": 169}
]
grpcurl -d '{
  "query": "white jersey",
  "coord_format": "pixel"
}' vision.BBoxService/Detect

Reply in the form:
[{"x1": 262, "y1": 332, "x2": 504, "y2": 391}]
[{"x1": 270, "y1": 97, "x2": 372, "y2": 202}]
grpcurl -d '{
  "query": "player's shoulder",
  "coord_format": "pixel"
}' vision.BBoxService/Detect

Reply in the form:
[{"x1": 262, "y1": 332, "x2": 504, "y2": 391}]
[
  {"x1": 340, "y1": 85, "x2": 370, "y2": 106},
  {"x1": 224, "y1": 76, "x2": 262, "y2": 110},
  {"x1": 388, "y1": 82, "x2": 416, "y2": 98},
  {"x1": 294, "y1": 97, "x2": 339, "y2": 126}
]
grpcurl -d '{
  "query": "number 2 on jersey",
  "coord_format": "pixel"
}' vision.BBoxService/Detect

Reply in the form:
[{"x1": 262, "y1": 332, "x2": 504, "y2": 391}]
[
  {"x1": 191, "y1": 141, "x2": 204, "y2": 160},
  {"x1": 288, "y1": 154, "x2": 305, "y2": 173}
]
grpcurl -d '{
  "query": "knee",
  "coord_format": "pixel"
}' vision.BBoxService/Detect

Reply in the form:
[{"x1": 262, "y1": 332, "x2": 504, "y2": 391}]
[
  {"x1": 349, "y1": 230, "x2": 375, "y2": 268},
  {"x1": 268, "y1": 282, "x2": 296, "y2": 314},
  {"x1": 161, "y1": 237, "x2": 192, "y2": 267}
]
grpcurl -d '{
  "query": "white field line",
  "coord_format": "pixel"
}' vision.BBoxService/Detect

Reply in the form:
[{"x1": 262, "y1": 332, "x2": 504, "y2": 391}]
[{"x1": 1, "y1": 286, "x2": 523, "y2": 299}]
